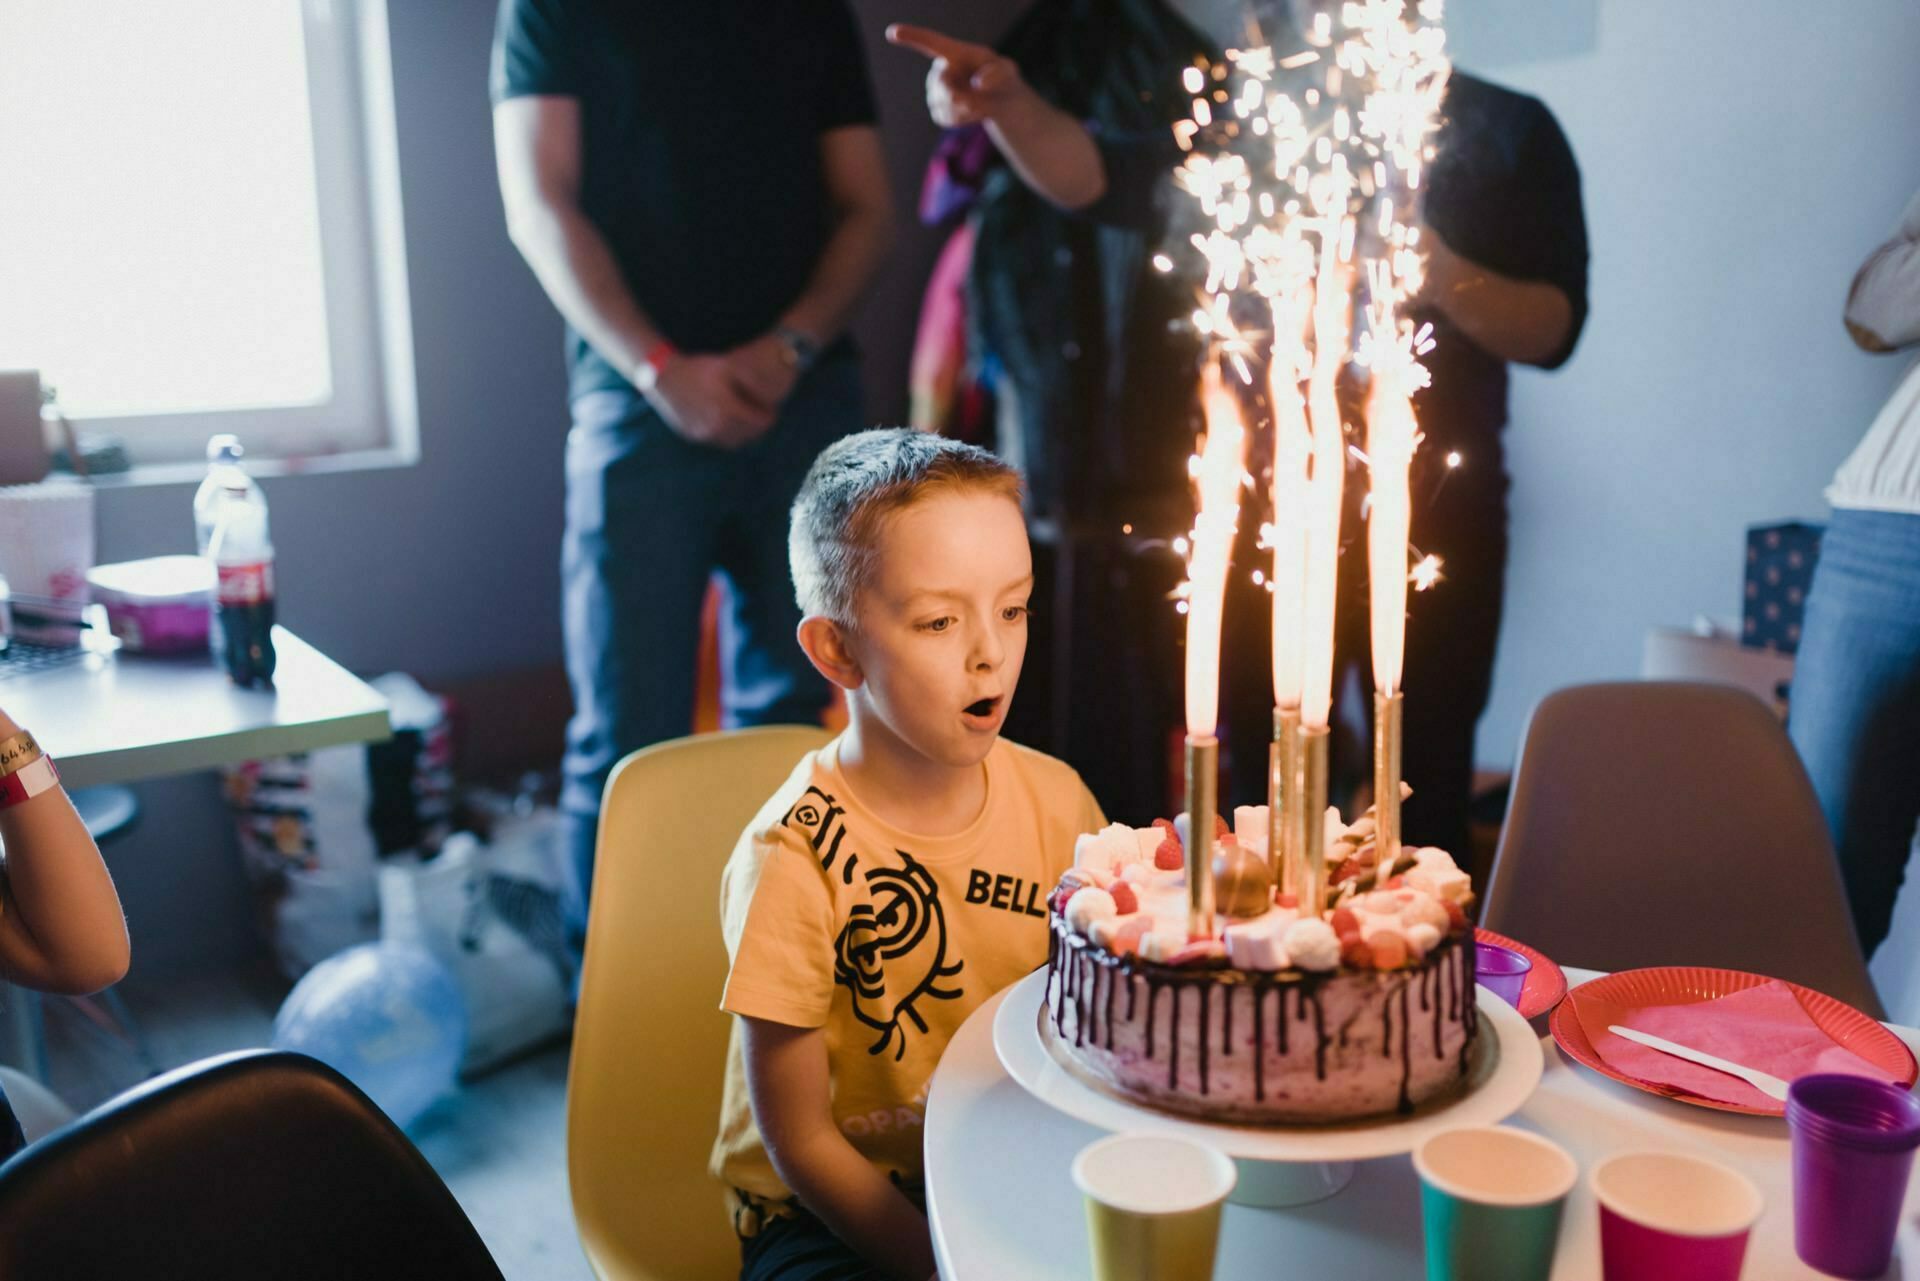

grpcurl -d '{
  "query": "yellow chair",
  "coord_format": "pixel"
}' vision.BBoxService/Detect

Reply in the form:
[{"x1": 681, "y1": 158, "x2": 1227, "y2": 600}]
[{"x1": 568, "y1": 725, "x2": 832, "y2": 1281}]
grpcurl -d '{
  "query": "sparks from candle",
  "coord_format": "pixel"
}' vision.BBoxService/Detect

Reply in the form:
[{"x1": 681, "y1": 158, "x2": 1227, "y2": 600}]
[{"x1": 1170, "y1": 0, "x2": 1449, "y2": 722}]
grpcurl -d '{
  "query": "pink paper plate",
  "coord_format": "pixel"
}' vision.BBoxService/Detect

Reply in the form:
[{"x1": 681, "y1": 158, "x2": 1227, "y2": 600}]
[
  {"x1": 1475, "y1": 927, "x2": 1567, "y2": 1020},
  {"x1": 1550, "y1": 967, "x2": 1918, "y2": 1117}
]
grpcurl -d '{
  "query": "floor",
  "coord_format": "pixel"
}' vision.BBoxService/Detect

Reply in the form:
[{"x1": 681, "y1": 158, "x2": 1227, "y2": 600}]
[{"x1": 36, "y1": 963, "x2": 594, "y2": 1280}]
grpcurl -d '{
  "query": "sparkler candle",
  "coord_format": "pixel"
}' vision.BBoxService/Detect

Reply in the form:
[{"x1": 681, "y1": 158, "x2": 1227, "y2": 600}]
[
  {"x1": 1183, "y1": 361, "x2": 1246, "y2": 940},
  {"x1": 1366, "y1": 368, "x2": 1416, "y2": 883},
  {"x1": 1297, "y1": 179, "x2": 1353, "y2": 919},
  {"x1": 1267, "y1": 293, "x2": 1313, "y2": 900}
]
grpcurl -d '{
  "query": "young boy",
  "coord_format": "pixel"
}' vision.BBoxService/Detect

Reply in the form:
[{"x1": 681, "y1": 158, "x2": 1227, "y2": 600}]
[{"x1": 710, "y1": 429, "x2": 1103, "y2": 1279}]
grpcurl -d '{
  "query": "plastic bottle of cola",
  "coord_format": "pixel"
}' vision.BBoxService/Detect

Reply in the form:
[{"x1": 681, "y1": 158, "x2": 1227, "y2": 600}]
[
  {"x1": 206, "y1": 477, "x2": 277, "y2": 688},
  {"x1": 193, "y1": 434, "x2": 263, "y2": 556}
]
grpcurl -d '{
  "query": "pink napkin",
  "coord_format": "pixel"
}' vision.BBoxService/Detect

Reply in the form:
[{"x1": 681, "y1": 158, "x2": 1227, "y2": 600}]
[{"x1": 1570, "y1": 979, "x2": 1905, "y2": 1110}]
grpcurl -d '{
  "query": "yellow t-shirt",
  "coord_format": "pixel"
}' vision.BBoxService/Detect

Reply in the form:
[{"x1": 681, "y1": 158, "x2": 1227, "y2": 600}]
[{"x1": 709, "y1": 735, "x2": 1104, "y2": 1233}]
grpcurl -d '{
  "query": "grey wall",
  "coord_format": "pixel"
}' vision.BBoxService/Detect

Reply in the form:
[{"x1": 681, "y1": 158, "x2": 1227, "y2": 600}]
[
  {"x1": 1445, "y1": 0, "x2": 1920, "y2": 771},
  {"x1": 93, "y1": 0, "x2": 1026, "y2": 973}
]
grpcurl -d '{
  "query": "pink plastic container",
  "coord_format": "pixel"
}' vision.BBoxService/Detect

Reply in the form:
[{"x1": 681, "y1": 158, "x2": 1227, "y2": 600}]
[{"x1": 86, "y1": 556, "x2": 213, "y2": 655}]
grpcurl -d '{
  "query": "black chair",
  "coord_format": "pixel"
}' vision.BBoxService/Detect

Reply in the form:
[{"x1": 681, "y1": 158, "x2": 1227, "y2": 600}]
[{"x1": 0, "y1": 1049, "x2": 504, "y2": 1280}]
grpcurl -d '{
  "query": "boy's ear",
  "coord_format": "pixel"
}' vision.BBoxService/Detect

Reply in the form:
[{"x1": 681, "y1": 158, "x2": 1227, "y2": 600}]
[{"x1": 797, "y1": 616, "x2": 863, "y2": 691}]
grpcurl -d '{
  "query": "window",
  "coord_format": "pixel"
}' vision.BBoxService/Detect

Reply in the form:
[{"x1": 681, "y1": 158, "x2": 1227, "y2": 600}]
[{"x1": 0, "y1": 0, "x2": 415, "y2": 472}]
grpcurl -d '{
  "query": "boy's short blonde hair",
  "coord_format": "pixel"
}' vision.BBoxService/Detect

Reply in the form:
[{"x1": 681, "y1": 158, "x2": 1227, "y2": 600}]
[{"x1": 789, "y1": 428, "x2": 1022, "y2": 625}]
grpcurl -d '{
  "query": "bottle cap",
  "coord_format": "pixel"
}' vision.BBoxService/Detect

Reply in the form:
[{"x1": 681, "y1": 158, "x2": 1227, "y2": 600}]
[{"x1": 206, "y1": 434, "x2": 244, "y2": 464}]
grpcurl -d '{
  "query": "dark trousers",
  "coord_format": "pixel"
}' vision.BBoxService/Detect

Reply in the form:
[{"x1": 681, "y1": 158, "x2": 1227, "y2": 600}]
[
  {"x1": 558, "y1": 357, "x2": 862, "y2": 964},
  {"x1": 738, "y1": 1208, "x2": 888, "y2": 1281},
  {"x1": 737, "y1": 1182, "x2": 925, "y2": 1281}
]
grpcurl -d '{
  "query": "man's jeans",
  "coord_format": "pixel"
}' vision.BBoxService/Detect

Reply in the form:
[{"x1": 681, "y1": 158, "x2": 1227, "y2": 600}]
[
  {"x1": 1789, "y1": 507, "x2": 1920, "y2": 958},
  {"x1": 559, "y1": 356, "x2": 861, "y2": 968}
]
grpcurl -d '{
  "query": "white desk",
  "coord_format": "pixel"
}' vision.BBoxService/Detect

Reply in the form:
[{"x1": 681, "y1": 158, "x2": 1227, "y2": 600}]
[
  {"x1": 0, "y1": 627, "x2": 390, "y2": 1082},
  {"x1": 926, "y1": 968, "x2": 1920, "y2": 1280},
  {"x1": 2, "y1": 627, "x2": 391, "y2": 788}
]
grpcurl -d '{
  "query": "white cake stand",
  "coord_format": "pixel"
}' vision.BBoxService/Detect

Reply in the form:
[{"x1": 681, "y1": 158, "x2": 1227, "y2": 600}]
[{"x1": 992, "y1": 966, "x2": 1543, "y2": 1208}]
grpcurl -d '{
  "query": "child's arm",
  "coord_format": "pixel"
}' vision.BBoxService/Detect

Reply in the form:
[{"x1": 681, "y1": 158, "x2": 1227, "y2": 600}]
[
  {"x1": 0, "y1": 707, "x2": 131, "y2": 994},
  {"x1": 742, "y1": 1015, "x2": 939, "y2": 1281}
]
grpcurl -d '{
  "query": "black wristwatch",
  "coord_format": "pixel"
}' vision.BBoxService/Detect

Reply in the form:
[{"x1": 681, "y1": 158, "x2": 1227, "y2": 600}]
[{"x1": 774, "y1": 325, "x2": 822, "y2": 374}]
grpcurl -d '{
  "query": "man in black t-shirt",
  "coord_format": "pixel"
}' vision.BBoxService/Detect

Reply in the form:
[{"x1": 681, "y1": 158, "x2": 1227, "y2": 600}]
[
  {"x1": 893, "y1": 22, "x2": 1589, "y2": 871},
  {"x1": 492, "y1": 1, "x2": 894, "y2": 964}
]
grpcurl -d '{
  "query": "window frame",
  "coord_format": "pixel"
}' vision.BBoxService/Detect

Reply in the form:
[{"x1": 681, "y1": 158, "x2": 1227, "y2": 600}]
[{"x1": 47, "y1": 0, "x2": 417, "y2": 475}]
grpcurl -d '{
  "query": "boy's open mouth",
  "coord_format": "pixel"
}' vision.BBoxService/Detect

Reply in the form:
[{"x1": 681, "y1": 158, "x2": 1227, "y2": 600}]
[{"x1": 964, "y1": 697, "x2": 999, "y2": 718}]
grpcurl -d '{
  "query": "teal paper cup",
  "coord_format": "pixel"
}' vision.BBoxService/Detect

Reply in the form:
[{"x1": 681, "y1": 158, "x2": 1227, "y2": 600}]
[{"x1": 1415, "y1": 1126, "x2": 1578, "y2": 1281}]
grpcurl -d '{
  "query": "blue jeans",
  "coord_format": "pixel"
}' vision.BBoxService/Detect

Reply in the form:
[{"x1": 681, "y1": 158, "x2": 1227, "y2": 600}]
[
  {"x1": 1788, "y1": 507, "x2": 1920, "y2": 958},
  {"x1": 559, "y1": 355, "x2": 862, "y2": 965}
]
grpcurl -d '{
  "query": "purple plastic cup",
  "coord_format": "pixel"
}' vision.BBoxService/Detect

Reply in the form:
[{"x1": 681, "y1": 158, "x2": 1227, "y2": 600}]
[
  {"x1": 1592, "y1": 1152, "x2": 1762, "y2": 1281},
  {"x1": 1788, "y1": 1073, "x2": 1920, "y2": 1278},
  {"x1": 1475, "y1": 942, "x2": 1532, "y2": 1010}
]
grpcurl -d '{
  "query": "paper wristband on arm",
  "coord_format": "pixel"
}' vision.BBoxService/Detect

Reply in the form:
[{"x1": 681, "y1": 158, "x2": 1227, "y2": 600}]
[
  {"x1": 0, "y1": 730, "x2": 40, "y2": 777},
  {"x1": 0, "y1": 755, "x2": 59, "y2": 810}
]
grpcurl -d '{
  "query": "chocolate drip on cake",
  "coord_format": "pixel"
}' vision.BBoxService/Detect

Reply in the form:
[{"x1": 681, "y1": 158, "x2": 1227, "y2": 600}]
[
  {"x1": 1198, "y1": 984, "x2": 1211, "y2": 1095},
  {"x1": 1431, "y1": 957, "x2": 1445, "y2": 1058},
  {"x1": 1073, "y1": 950, "x2": 1090, "y2": 1048},
  {"x1": 1059, "y1": 941, "x2": 1075, "y2": 1044},
  {"x1": 1104, "y1": 960, "x2": 1117, "y2": 1050},
  {"x1": 1168, "y1": 985, "x2": 1183, "y2": 1089},
  {"x1": 1446, "y1": 947, "x2": 1459, "y2": 1022},
  {"x1": 1045, "y1": 929, "x2": 1059, "y2": 1011},
  {"x1": 1457, "y1": 942, "x2": 1477, "y2": 1075},
  {"x1": 1252, "y1": 987, "x2": 1267, "y2": 1101},
  {"x1": 1397, "y1": 982, "x2": 1415, "y2": 1113},
  {"x1": 1310, "y1": 990, "x2": 1329, "y2": 1080},
  {"x1": 1044, "y1": 920, "x2": 1478, "y2": 1121}
]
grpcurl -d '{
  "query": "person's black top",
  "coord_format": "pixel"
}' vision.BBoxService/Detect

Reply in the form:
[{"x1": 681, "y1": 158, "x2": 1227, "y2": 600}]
[
  {"x1": 1088, "y1": 71, "x2": 1589, "y2": 459},
  {"x1": 492, "y1": 0, "x2": 878, "y2": 402}
]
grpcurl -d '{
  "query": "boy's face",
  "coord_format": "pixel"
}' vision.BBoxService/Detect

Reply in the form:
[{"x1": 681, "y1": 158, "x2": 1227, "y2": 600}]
[{"x1": 846, "y1": 488, "x2": 1032, "y2": 770}]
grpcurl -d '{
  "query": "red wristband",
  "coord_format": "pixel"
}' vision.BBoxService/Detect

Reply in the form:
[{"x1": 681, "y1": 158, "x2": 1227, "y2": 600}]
[
  {"x1": 0, "y1": 754, "x2": 58, "y2": 809},
  {"x1": 634, "y1": 338, "x2": 678, "y2": 394},
  {"x1": 640, "y1": 338, "x2": 677, "y2": 374}
]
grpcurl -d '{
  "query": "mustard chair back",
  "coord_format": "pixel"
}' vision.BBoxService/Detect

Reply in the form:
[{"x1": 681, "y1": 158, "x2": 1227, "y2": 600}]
[{"x1": 567, "y1": 725, "x2": 832, "y2": 1281}]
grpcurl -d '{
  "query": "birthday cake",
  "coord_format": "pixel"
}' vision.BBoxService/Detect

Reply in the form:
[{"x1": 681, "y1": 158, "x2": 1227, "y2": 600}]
[{"x1": 1043, "y1": 806, "x2": 1478, "y2": 1124}]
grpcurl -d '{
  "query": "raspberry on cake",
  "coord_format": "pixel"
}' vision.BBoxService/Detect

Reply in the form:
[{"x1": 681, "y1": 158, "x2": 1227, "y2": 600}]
[{"x1": 1044, "y1": 802, "x2": 1478, "y2": 1124}]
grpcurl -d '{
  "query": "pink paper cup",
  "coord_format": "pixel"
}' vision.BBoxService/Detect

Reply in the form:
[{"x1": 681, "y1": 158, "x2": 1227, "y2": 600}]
[{"x1": 1591, "y1": 1151, "x2": 1762, "y2": 1281}]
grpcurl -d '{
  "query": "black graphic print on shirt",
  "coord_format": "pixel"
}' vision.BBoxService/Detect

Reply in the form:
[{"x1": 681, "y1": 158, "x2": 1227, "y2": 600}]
[{"x1": 783, "y1": 786, "x2": 967, "y2": 1060}]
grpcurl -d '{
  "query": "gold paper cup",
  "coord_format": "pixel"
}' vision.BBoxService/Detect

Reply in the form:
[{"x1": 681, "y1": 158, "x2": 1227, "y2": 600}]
[{"x1": 1072, "y1": 1133, "x2": 1237, "y2": 1281}]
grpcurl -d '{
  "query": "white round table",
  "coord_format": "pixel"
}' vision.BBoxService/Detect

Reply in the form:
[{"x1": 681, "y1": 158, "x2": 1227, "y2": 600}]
[{"x1": 924, "y1": 968, "x2": 1920, "y2": 1279}]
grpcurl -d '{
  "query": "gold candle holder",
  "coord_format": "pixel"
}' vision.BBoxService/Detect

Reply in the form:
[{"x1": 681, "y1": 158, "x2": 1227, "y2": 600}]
[
  {"x1": 1270, "y1": 705, "x2": 1302, "y2": 901},
  {"x1": 1185, "y1": 734, "x2": 1219, "y2": 939},
  {"x1": 1373, "y1": 689, "x2": 1403, "y2": 890},
  {"x1": 1298, "y1": 724, "x2": 1329, "y2": 919}
]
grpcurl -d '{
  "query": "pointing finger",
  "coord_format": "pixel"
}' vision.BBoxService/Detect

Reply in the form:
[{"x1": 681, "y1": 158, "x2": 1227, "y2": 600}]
[{"x1": 886, "y1": 23, "x2": 985, "y2": 68}]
